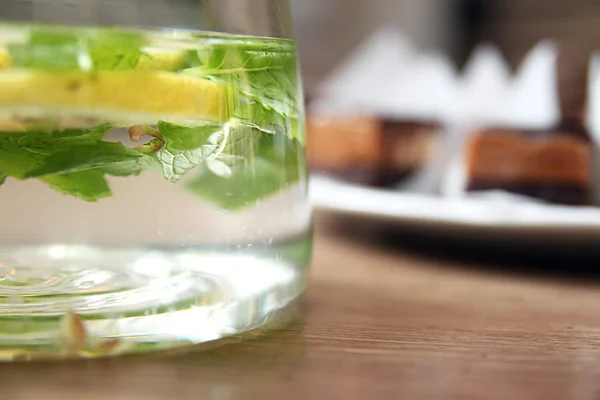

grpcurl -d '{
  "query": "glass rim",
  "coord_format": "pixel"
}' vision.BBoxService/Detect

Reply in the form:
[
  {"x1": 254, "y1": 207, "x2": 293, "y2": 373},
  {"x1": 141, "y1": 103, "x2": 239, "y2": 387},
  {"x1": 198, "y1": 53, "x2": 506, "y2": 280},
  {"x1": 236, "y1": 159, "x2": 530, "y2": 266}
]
[{"x1": 0, "y1": 0, "x2": 294, "y2": 39}]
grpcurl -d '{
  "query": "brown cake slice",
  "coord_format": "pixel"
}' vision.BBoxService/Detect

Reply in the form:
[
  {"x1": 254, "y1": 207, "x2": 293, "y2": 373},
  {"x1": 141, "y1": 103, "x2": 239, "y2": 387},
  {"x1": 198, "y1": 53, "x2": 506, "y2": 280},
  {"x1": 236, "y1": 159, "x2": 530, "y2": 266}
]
[
  {"x1": 306, "y1": 113, "x2": 440, "y2": 187},
  {"x1": 465, "y1": 127, "x2": 591, "y2": 205},
  {"x1": 464, "y1": 40, "x2": 594, "y2": 205}
]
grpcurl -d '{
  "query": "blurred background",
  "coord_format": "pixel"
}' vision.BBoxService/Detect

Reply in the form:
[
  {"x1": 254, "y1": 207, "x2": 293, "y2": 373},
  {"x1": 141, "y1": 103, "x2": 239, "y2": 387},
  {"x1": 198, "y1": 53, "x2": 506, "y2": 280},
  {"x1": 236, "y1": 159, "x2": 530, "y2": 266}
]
[
  {"x1": 300, "y1": 0, "x2": 600, "y2": 251},
  {"x1": 291, "y1": 0, "x2": 600, "y2": 96}
]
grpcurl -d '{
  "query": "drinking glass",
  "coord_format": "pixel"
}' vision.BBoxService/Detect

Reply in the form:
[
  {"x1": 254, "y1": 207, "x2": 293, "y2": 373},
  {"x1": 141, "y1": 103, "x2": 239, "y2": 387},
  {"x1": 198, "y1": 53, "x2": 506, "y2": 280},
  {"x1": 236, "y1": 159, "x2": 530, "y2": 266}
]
[{"x1": 0, "y1": 0, "x2": 311, "y2": 360}]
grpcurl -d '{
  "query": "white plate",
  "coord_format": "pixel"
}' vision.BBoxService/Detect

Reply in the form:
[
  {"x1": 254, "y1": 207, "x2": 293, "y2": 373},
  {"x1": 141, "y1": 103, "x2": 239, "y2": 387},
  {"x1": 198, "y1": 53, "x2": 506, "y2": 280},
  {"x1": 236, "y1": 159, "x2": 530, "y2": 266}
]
[{"x1": 309, "y1": 174, "x2": 600, "y2": 244}]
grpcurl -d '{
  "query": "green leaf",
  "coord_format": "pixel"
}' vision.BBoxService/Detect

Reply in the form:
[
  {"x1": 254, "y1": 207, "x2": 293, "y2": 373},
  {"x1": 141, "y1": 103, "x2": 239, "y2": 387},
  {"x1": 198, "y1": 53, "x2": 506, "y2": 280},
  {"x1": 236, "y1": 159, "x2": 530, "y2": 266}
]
[
  {"x1": 221, "y1": 122, "x2": 261, "y2": 163},
  {"x1": 192, "y1": 123, "x2": 261, "y2": 178},
  {"x1": 234, "y1": 102, "x2": 286, "y2": 134},
  {"x1": 0, "y1": 133, "x2": 50, "y2": 178},
  {"x1": 233, "y1": 101, "x2": 303, "y2": 142},
  {"x1": 0, "y1": 126, "x2": 153, "y2": 201},
  {"x1": 8, "y1": 29, "x2": 81, "y2": 70},
  {"x1": 155, "y1": 146, "x2": 205, "y2": 183},
  {"x1": 181, "y1": 41, "x2": 303, "y2": 142},
  {"x1": 13, "y1": 125, "x2": 111, "y2": 157},
  {"x1": 87, "y1": 31, "x2": 145, "y2": 70},
  {"x1": 41, "y1": 171, "x2": 110, "y2": 202},
  {"x1": 152, "y1": 121, "x2": 225, "y2": 182},
  {"x1": 157, "y1": 121, "x2": 222, "y2": 151},
  {"x1": 24, "y1": 141, "x2": 159, "y2": 178},
  {"x1": 48, "y1": 124, "x2": 111, "y2": 141},
  {"x1": 238, "y1": 52, "x2": 298, "y2": 119},
  {"x1": 185, "y1": 133, "x2": 305, "y2": 210},
  {"x1": 8, "y1": 27, "x2": 146, "y2": 71}
]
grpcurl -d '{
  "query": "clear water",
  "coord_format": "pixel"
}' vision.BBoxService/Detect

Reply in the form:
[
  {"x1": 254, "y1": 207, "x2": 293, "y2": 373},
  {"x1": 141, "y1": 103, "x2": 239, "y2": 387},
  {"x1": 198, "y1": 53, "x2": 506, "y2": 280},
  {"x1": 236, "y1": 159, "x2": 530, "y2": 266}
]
[{"x1": 0, "y1": 23, "x2": 311, "y2": 359}]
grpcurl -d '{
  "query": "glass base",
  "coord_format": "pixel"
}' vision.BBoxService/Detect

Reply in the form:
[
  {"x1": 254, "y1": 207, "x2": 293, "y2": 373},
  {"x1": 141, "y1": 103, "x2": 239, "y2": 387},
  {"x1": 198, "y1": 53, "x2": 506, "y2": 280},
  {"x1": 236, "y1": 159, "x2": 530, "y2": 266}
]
[{"x1": 0, "y1": 245, "x2": 307, "y2": 361}]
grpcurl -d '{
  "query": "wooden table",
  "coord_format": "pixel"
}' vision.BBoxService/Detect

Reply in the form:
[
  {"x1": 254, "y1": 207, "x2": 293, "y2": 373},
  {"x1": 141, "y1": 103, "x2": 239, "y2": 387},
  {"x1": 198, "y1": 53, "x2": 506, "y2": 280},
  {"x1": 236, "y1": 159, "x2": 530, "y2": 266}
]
[{"x1": 3, "y1": 214, "x2": 600, "y2": 400}]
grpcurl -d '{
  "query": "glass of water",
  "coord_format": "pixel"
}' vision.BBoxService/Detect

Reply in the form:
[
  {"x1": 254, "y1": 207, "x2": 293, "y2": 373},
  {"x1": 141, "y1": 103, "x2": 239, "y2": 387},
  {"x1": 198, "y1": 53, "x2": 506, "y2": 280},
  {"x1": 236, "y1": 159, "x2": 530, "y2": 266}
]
[{"x1": 0, "y1": 0, "x2": 311, "y2": 360}]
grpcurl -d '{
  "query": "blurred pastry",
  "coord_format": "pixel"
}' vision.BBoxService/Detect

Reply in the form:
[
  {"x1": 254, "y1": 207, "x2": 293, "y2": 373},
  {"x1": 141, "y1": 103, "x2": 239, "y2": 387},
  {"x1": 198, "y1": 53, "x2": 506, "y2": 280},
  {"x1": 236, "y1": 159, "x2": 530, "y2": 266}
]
[
  {"x1": 306, "y1": 113, "x2": 440, "y2": 187},
  {"x1": 460, "y1": 39, "x2": 595, "y2": 205},
  {"x1": 464, "y1": 126, "x2": 591, "y2": 205}
]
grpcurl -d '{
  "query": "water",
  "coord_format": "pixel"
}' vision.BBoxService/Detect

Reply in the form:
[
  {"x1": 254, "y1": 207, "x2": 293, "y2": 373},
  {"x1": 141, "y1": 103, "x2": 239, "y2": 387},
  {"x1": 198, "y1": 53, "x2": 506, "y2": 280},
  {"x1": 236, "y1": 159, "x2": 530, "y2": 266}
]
[{"x1": 0, "y1": 23, "x2": 311, "y2": 359}]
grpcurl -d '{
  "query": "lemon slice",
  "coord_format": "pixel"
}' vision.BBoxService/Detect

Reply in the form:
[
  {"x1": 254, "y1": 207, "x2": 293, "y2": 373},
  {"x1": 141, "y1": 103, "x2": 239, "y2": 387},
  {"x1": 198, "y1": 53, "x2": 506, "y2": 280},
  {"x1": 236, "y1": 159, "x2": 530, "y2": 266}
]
[
  {"x1": 0, "y1": 48, "x2": 11, "y2": 69},
  {"x1": 0, "y1": 70, "x2": 233, "y2": 127}
]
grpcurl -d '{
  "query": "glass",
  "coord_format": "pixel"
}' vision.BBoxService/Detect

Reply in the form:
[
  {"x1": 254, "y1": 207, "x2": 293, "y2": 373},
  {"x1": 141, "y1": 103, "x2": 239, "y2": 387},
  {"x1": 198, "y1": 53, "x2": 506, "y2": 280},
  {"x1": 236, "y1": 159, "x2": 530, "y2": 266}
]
[{"x1": 0, "y1": 0, "x2": 311, "y2": 360}]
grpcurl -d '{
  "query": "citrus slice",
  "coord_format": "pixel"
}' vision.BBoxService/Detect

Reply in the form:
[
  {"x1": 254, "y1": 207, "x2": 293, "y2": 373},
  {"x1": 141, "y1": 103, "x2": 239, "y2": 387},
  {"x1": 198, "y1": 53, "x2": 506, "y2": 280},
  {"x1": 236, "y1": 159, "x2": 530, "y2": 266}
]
[
  {"x1": 0, "y1": 70, "x2": 234, "y2": 127},
  {"x1": 0, "y1": 48, "x2": 11, "y2": 69}
]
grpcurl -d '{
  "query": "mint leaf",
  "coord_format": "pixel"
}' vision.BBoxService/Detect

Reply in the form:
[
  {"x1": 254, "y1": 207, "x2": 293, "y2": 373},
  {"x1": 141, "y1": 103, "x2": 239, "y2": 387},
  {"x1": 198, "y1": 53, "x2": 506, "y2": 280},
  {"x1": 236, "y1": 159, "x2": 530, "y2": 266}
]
[
  {"x1": 0, "y1": 130, "x2": 114, "y2": 201},
  {"x1": 186, "y1": 133, "x2": 305, "y2": 210},
  {"x1": 42, "y1": 171, "x2": 110, "y2": 202},
  {"x1": 48, "y1": 124, "x2": 111, "y2": 141},
  {"x1": 233, "y1": 101, "x2": 303, "y2": 142},
  {"x1": 8, "y1": 27, "x2": 146, "y2": 71},
  {"x1": 237, "y1": 50, "x2": 298, "y2": 119},
  {"x1": 156, "y1": 121, "x2": 222, "y2": 151},
  {"x1": 234, "y1": 101, "x2": 286, "y2": 135},
  {"x1": 14, "y1": 125, "x2": 111, "y2": 157},
  {"x1": 217, "y1": 122, "x2": 261, "y2": 170},
  {"x1": 88, "y1": 31, "x2": 145, "y2": 70},
  {"x1": 155, "y1": 146, "x2": 205, "y2": 183},
  {"x1": 154, "y1": 123, "x2": 225, "y2": 183},
  {"x1": 0, "y1": 126, "x2": 148, "y2": 201},
  {"x1": 8, "y1": 29, "x2": 81, "y2": 70},
  {"x1": 0, "y1": 133, "x2": 51, "y2": 178},
  {"x1": 25, "y1": 142, "x2": 159, "y2": 178},
  {"x1": 181, "y1": 41, "x2": 302, "y2": 141}
]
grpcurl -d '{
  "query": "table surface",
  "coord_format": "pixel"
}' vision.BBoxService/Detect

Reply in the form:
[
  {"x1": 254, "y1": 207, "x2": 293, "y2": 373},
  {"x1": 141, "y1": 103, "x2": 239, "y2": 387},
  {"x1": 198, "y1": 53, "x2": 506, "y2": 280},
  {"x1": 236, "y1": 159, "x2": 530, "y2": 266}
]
[{"x1": 4, "y1": 215, "x2": 600, "y2": 400}]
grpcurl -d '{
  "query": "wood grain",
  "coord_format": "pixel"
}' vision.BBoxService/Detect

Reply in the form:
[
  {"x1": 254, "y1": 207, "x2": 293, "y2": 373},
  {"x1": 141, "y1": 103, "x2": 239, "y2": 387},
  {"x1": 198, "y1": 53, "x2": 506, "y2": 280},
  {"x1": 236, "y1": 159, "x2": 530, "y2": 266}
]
[{"x1": 3, "y1": 215, "x2": 600, "y2": 399}]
